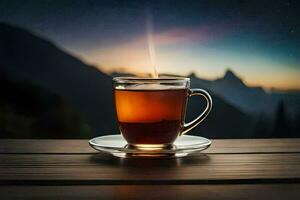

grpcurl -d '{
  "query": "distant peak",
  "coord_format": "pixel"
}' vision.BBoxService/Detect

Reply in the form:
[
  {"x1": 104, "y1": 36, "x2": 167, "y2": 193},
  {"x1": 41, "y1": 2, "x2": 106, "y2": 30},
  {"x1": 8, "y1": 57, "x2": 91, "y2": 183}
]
[
  {"x1": 221, "y1": 69, "x2": 244, "y2": 85},
  {"x1": 223, "y1": 69, "x2": 239, "y2": 80},
  {"x1": 224, "y1": 69, "x2": 236, "y2": 78}
]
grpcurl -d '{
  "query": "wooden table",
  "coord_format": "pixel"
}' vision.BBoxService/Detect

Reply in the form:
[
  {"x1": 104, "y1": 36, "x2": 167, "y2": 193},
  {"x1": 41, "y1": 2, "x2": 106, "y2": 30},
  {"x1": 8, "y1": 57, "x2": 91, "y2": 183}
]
[{"x1": 1, "y1": 138, "x2": 300, "y2": 199}]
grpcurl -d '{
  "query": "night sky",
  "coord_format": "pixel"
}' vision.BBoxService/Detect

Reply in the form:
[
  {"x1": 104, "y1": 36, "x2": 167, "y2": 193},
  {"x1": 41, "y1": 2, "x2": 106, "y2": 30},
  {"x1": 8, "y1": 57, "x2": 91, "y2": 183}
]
[{"x1": 0, "y1": 0, "x2": 299, "y2": 90}]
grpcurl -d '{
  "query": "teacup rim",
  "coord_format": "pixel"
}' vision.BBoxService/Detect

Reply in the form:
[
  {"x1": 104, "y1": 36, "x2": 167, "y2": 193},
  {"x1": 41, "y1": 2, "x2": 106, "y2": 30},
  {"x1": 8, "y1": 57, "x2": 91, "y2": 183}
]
[{"x1": 113, "y1": 76, "x2": 190, "y2": 83}]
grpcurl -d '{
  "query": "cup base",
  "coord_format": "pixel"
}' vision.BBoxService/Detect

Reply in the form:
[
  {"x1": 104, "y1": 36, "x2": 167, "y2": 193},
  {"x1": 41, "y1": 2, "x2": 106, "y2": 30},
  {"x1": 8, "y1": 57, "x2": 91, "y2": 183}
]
[
  {"x1": 128, "y1": 143, "x2": 173, "y2": 151},
  {"x1": 89, "y1": 134, "x2": 212, "y2": 158}
]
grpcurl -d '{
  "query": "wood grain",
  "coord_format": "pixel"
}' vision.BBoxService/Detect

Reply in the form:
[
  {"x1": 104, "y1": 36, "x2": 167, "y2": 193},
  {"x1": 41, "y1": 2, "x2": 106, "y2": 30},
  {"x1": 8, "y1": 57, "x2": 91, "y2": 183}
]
[
  {"x1": 1, "y1": 153, "x2": 300, "y2": 184},
  {"x1": 1, "y1": 184, "x2": 300, "y2": 200},
  {"x1": 1, "y1": 139, "x2": 300, "y2": 199},
  {"x1": 1, "y1": 138, "x2": 300, "y2": 154}
]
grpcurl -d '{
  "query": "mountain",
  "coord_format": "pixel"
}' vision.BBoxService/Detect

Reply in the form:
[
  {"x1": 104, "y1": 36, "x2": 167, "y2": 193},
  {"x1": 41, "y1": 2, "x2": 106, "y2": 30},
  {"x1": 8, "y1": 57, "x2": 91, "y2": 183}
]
[
  {"x1": 189, "y1": 70, "x2": 300, "y2": 118},
  {"x1": 219, "y1": 70, "x2": 245, "y2": 86},
  {"x1": 0, "y1": 23, "x2": 118, "y2": 137}
]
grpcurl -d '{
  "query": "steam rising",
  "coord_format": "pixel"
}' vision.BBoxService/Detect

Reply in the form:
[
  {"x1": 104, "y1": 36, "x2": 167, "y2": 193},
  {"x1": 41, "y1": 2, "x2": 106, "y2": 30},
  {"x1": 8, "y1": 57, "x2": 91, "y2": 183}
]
[{"x1": 146, "y1": 9, "x2": 158, "y2": 78}]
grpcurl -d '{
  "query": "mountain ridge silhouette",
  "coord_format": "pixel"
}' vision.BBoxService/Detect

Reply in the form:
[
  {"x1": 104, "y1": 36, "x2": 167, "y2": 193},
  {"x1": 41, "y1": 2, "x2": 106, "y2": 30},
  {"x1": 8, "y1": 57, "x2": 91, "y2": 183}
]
[
  {"x1": 0, "y1": 23, "x2": 117, "y2": 136},
  {"x1": 188, "y1": 70, "x2": 300, "y2": 118},
  {"x1": 1, "y1": 23, "x2": 298, "y2": 138}
]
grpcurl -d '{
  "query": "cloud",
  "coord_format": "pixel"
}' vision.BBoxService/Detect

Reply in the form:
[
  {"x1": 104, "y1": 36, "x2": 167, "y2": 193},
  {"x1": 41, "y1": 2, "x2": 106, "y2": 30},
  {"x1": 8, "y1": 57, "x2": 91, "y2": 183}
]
[
  {"x1": 153, "y1": 26, "x2": 217, "y2": 45},
  {"x1": 113, "y1": 22, "x2": 236, "y2": 51},
  {"x1": 82, "y1": 23, "x2": 234, "y2": 74}
]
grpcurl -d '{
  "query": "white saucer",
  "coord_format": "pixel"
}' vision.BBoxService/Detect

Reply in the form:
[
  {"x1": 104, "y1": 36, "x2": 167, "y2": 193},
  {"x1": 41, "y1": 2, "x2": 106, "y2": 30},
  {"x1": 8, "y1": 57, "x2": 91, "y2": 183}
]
[{"x1": 89, "y1": 135, "x2": 211, "y2": 158}]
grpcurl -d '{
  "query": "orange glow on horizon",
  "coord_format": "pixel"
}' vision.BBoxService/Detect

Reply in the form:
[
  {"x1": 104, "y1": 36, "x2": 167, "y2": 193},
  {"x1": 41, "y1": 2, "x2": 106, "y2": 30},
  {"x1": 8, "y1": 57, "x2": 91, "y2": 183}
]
[
  {"x1": 75, "y1": 26, "x2": 300, "y2": 92},
  {"x1": 96, "y1": 64, "x2": 300, "y2": 91}
]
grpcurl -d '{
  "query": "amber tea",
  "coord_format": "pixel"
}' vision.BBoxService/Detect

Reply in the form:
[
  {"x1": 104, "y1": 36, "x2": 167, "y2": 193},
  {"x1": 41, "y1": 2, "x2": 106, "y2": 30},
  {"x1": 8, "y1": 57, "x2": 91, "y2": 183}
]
[{"x1": 115, "y1": 88, "x2": 188, "y2": 147}]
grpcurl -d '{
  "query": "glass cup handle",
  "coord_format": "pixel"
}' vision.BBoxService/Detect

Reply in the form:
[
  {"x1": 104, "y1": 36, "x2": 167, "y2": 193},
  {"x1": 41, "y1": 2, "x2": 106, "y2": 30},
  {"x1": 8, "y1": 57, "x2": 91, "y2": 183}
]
[{"x1": 181, "y1": 88, "x2": 213, "y2": 135}]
